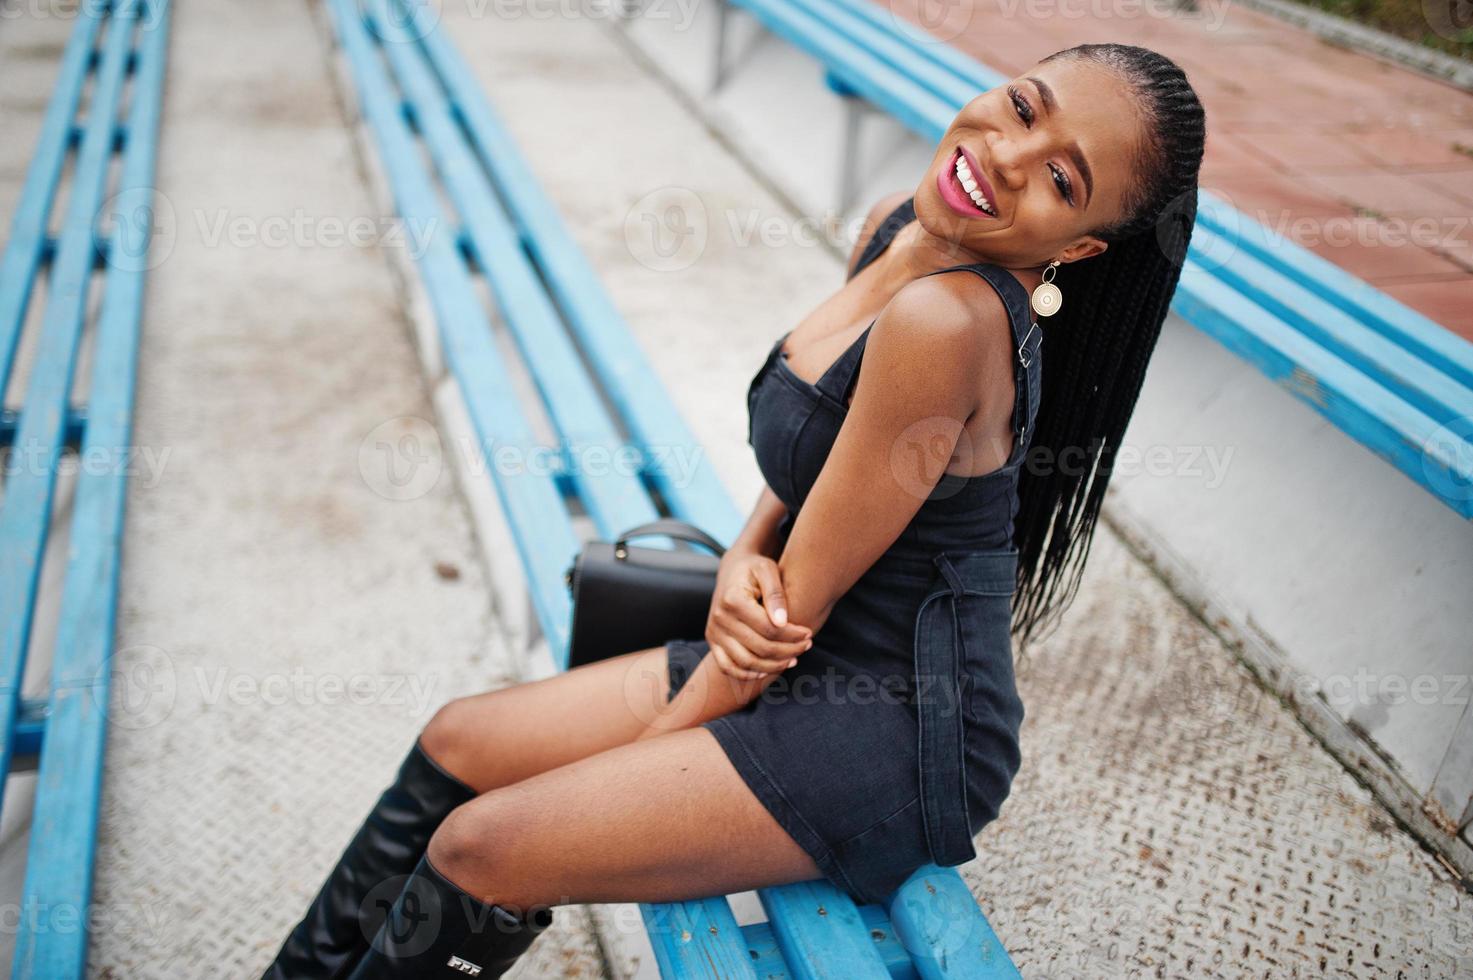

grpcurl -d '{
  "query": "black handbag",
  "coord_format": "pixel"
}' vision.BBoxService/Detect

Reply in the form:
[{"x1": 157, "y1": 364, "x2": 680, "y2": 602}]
[{"x1": 563, "y1": 518, "x2": 725, "y2": 668}]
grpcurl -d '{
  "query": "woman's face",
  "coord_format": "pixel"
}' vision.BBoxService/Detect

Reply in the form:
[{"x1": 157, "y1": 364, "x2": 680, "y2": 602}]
[{"x1": 913, "y1": 57, "x2": 1146, "y2": 270}]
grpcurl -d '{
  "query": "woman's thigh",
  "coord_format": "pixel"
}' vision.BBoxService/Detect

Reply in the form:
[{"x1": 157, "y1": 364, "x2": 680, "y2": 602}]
[
  {"x1": 420, "y1": 644, "x2": 677, "y2": 794},
  {"x1": 428, "y1": 726, "x2": 822, "y2": 909}
]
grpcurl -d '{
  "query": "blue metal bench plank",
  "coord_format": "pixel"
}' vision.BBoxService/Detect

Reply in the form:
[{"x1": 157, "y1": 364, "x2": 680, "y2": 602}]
[
  {"x1": 759, "y1": 878, "x2": 891, "y2": 979},
  {"x1": 857, "y1": 905, "x2": 921, "y2": 978},
  {"x1": 0, "y1": 406, "x2": 87, "y2": 448},
  {"x1": 827, "y1": 0, "x2": 1009, "y2": 91},
  {"x1": 0, "y1": 7, "x2": 104, "y2": 392},
  {"x1": 326, "y1": 0, "x2": 580, "y2": 652},
  {"x1": 742, "y1": 914, "x2": 923, "y2": 979},
  {"x1": 1192, "y1": 223, "x2": 1473, "y2": 427},
  {"x1": 11, "y1": 697, "x2": 48, "y2": 763},
  {"x1": 786, "y1": 0, "x2": 975, "y2": 109},
  {"x1": 886, "y1": 866, "x2": 1020, "y2": 979},
  {"x1": 641, "y1": 898, "x2": 759, "y2": 978},
  {"x1": 12, "y1": 8, "x2": 168, "y2": 972},
  {"x1": 726, "y1": 0, "x2": 953, "y2": 142},
  {"x1": 0, "y1": 0, "x2": 140, "y2": 810},
  {"x1": 18, "y1": 0, "x2": 166, "y2": 880},
  {"x1": 366, "y1": 2, "x2": 661, "y2": 552},
  {"x1": 406, "y1": 11, "x2": 744, "y2": 543},
  {"x1": 1176, "y1": 261, "x2": 1473, "y2": 517},
  {"x1": 1195, "y1": 194, "x2": 1473, "y2": 392}
]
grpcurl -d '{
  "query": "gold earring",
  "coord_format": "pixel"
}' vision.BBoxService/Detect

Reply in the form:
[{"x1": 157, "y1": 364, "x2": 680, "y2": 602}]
[{"x1": 1031, "y1": 260, "x2": 1062, "y2": 318}]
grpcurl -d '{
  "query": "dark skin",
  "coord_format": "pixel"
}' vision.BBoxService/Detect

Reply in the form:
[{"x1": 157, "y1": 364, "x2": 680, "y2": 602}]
[{"x1": 411, "y1": 58, "x2": 1146, "y2": 914}]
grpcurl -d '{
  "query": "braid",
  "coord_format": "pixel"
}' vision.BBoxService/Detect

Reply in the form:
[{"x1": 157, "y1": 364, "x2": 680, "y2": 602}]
[{"x1": 1011, "y1": 44, "x2": 1206, "y2": 645}]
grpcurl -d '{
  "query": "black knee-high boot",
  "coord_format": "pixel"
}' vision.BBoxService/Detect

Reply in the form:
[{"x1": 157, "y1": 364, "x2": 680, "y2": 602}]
[
  {"x1": 346, "y1": 854, "x2": 553, "y2": 979},
  {"x1": 263, "y1": 740, "x2": 477, "y2": 979}
]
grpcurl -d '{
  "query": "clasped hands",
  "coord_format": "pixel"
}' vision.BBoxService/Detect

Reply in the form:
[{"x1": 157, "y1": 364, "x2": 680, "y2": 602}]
[{"x1": 704, "y1": 550, "x2": 813, "y2": 680}]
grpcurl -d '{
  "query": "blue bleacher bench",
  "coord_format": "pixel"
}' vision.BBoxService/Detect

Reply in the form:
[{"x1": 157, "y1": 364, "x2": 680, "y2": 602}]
[
  {"x1": 326, "y1": 0, "x2": 1023, "y2": 974},
  {"x1": 0, "y1": 0, "x2": 171, "y2": 976},
  {"x1": 706, "y1": 0, "x2": 1473, "y2": 519}
]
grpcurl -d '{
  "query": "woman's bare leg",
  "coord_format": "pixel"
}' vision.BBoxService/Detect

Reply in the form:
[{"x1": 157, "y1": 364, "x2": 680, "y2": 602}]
[
  {"x1": 418, "y1": 644, "x2": 679, "y2": 794},
  {"x1": 428, "y1": 727, "x2": 823, "y2": 909}
]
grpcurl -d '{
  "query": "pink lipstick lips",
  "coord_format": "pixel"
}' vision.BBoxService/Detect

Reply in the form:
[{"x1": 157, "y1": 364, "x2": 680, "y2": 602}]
[{"x1": 936, "y1": 145, "x2": 997, "y2": 219}]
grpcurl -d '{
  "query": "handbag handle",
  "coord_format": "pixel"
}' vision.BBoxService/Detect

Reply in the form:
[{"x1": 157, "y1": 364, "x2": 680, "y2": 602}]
[{"x1": 614, "y1": 518, "x2": 726, "y2": 560}]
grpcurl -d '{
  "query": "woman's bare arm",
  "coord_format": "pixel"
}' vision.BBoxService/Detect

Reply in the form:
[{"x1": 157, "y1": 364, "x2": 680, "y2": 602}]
[
  {"x1": 636, "y1": 272, "x2": 1011, "y2": 738},
  {"x1": 730, "y1": 484, "x2": 789, "y2": 562}
]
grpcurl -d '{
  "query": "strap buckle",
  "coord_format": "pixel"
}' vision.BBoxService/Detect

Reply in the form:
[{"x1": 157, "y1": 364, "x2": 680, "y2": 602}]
[{"x1": 1017, "y1": 321, "x2": 1040, "y2": 369}]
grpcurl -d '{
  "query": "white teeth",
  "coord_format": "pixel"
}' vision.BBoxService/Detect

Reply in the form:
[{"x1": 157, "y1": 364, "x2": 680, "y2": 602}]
[{"x1": 954, "y1": 152, "x2": 994, "y2": 214}]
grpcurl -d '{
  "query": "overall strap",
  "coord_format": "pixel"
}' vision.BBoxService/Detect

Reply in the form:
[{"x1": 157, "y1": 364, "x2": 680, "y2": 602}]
[
  {"x1": 922, "y1": 263, "x2": 1042, "y2": 462},
  {"x1": 813, "y1": 326, "x2": 872, "y2": 405},
  {"x1": 848, "y1": 196, "x2": 916, "y2": 281},
  {"x1": 816, "y1": 196, "x2": 916, "y2": 404}
]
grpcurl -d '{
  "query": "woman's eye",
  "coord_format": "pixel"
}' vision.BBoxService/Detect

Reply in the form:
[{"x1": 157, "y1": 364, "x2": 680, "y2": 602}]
[
  {"x1": 1008, "y1": 86, "x2": 1033, "y2": 127},
  {"x1": 1049, "y1": 162, "x2": 1075, "y2": 206}
]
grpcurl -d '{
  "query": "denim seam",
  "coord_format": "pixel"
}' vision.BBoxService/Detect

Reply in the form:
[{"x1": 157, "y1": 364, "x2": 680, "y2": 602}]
[{"x1": 831, "y1": 793, "x2": 922, "y2": 851}]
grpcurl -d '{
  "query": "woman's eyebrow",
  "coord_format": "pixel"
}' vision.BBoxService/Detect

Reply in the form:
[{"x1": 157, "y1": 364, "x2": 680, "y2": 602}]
[{"x1": 1026, "y1": 75, "x2": 1095, "y2": 209}]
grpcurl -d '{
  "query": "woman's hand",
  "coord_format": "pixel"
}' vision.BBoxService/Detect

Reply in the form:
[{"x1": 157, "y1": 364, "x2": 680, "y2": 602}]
[{"x1": 706, "y1": 551, "x2": 813, "y2": 680}]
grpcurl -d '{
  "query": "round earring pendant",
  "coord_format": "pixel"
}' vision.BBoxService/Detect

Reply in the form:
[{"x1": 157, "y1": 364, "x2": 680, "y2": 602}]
[{"x1": 1031, "y1": 281, "x2": 1062, "y2": 317}]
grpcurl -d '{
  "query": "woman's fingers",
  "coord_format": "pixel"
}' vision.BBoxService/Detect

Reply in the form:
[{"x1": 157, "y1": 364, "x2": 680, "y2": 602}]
[
  {"x1": 751, "y1": 561, "x2": 789, "y2": 627},
  {"x1": 720, "y1": 617, "x2": 810, "y2": 673},
  {"x1": 722, "y1": 584, "x2": 810, "y2": 644},
  {"x1": 710, "y1": 642, "x2": 763, "y2": 681}
]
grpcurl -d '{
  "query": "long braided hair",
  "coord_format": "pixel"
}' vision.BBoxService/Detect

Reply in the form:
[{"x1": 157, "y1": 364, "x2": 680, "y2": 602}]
[{"x1": 1011, "y1": 44, "x2": 1206, "y2": 645}]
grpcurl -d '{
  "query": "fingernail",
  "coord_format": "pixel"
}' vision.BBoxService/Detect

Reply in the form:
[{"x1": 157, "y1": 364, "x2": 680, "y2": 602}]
[
  {"x1": 773, "y1": 608, "x2": 788, "y2": 626},
  {"x1": 788, "y1": 658, "x2": 798, "y2": 668}
]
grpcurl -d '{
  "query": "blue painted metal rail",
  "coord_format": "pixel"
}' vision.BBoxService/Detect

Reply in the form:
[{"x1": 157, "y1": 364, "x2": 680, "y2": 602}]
[
  {"x1": 724, "y1": 0, "x2": 1473, "y2": 518},
  {"x1": 0, "y1": 1, "x2": 172, "y2": 976},
  {"x1": 325, "y1": 0, "x2": 1021, "y2": 973}
]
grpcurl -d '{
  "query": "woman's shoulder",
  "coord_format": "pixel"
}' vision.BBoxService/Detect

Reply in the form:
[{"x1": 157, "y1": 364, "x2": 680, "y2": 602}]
[
  {"x1": 873, "y1": 268, "x2": 1014, "y2": 378},
  {"x1": 862, "y1": 263, "x2": 1018, "y2": 415}
]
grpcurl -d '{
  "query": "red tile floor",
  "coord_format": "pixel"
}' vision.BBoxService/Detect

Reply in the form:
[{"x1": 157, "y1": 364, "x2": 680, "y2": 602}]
[{"x1": 883, "y1": 0, "x2": 1473, "y2": 341}]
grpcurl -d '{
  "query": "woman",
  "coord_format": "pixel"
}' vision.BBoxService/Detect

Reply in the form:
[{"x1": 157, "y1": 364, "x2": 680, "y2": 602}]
[{"x1": 266, "y1": 42, "x2": 1204, "y2": 978}]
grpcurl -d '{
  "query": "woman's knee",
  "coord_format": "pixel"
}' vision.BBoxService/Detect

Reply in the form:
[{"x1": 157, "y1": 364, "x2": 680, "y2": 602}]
[
  {"x1": 427, "y1": 791, "x2": 535, "y2": 905},
  {"x1": 419, "y1": 696, "x2": 484, "y2": 782}
]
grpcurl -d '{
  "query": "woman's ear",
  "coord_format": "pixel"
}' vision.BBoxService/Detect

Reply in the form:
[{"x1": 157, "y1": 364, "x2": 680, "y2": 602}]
[{"x1": 1059, "y1": 236, "x2": 1108, "y2": 264}]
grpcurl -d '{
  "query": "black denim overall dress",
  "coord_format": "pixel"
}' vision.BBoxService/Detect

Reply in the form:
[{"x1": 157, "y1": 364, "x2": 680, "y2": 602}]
[{"x1": 666, "y1": 197, "x2": 1038, "y2": 905}]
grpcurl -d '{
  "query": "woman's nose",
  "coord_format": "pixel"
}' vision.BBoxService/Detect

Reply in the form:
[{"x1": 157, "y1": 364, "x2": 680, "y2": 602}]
[{"x1": 983, "y1": 131, "x2": 1027, "y2": 192}]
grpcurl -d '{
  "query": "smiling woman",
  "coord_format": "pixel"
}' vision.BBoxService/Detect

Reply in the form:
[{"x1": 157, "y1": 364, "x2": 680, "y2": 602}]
[{"x1": 263, "y1": 42, "x2": 1205, "y2": 980}]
